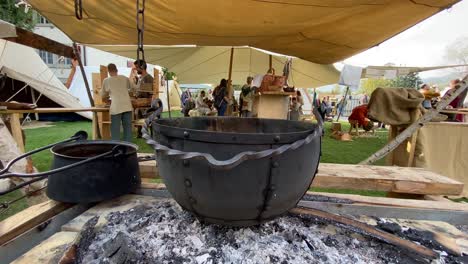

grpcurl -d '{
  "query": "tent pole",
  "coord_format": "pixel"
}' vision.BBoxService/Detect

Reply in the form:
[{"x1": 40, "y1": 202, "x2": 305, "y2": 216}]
[
  {"x1": 269, "y1": 55, "x2": 272, "y2": 70},
  {"x1": 72, "y1": 42, "x2": 101, "y2": 139},
  {"x1": 336, "y1": 86, "x2": 349, "y2": 121}
]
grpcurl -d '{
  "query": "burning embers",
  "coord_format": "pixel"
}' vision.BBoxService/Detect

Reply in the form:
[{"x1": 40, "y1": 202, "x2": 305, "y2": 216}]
[{"x1": 69, "y1": 199, "x2": 465, "y2": 264}]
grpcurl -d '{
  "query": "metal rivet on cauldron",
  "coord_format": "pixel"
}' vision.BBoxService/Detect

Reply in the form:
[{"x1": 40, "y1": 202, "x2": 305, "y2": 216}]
[
  {"x1": 183, "y1": 160, "x2": 190, "y2": 167},
  {"x1": 183, "y1": 131, "x2": 190, "y2": 138},
  {"x1": 274, "y1": 135, "x2": 280, "y2": 142},
  {"x1": 189, "y1": 197, "x2": 197, "y2": 204},
  {"x1": 184, "y1": 179, "x2": 192, "y2": 187},
  {"x1": 272, "y1": 162, "x2": 279, "y2": 168}
]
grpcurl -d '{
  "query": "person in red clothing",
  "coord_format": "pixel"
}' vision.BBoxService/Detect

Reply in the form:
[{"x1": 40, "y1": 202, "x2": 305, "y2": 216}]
[{"x1": 348, "y1": 104, "x2": 373, "y2": 131}]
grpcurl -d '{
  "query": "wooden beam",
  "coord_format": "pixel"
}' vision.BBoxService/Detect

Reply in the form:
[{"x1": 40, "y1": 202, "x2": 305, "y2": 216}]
[
  {"x1": 0, "y1": 200, "x2": 71, "y2": 246},
  {"x1": 269, "y1": 54, "x2": 272, "y2": 70},
  {"x1": 0, "y1": 107, "x2": 109, "y2": 114},
  {"x1": 4, "y1": 27, "x2": 74, "y2": 58},
  {"x1": 139, "y1": 161, "x2": 464, "y2": 195},
  {"x1": 290, "y1": 207, "x2": 438, "y2": 260}
]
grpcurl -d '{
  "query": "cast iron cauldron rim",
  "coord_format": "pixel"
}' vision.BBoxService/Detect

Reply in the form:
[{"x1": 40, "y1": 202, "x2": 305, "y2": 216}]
[
  {"x1": 50, "y1": 140, "x2": 139, "y2": 160},
  {"x1": 154, "y1": 117, "x2": 318, "y2": 144}
]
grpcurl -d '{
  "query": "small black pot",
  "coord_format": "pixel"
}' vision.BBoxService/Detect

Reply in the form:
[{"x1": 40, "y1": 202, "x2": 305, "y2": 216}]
[{"x1": 47, "y1": 141, "x2": 141, "y2": 203}]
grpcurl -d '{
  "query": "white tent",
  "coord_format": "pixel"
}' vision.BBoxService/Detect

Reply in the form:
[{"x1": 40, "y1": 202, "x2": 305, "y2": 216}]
[{"x1": 0, "y1": 39, "x2": 90, "y2": 118}]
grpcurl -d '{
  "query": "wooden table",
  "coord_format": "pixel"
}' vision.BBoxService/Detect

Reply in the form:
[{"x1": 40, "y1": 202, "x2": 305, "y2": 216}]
[
  {"x1": 0, "y1": 107, "x2": 110, "y2": 152},
  {"x1": 254, "y1": 91, "x2": 295, "y2": 119}
]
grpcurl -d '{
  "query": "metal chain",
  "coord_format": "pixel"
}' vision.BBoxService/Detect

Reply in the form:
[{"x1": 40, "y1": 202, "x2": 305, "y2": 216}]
[
  {"x1": 74, "y1": 0, "x2": 83, "y2": 20},
  {"x1": 136, "y1": 0, "x2": 146, "y2": 63},
  {"x1": 141, "y1": 110, "x2": 323, "y2": 170}
]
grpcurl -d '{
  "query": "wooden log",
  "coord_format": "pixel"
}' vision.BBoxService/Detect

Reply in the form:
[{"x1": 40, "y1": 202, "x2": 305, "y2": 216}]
[
  {"x1": 0, "y1": 200, "x2": 71, "y2": 246},
  {"x1": 4, "y1": 27, "x2": 74, "y2": 58},
  {"x1": 361, "y1": 75, "x2": 468, "y2": 165},
  {"x1": 290, "y1": 207, "x2": 438, "y2": 260}
]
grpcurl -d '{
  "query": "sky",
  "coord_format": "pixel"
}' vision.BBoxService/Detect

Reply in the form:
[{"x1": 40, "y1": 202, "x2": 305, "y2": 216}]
[{"x1": 340, "y1": 0, "x2": 468, "y2": 78}]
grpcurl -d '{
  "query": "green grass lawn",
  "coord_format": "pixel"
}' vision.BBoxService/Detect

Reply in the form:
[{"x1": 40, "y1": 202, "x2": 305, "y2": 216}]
[{"x1": 1, "y1": 115, "x2": 389, "y2": 221}]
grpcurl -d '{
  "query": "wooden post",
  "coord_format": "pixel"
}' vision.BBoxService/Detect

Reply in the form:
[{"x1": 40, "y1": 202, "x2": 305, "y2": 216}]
[
  {"x1": 97, "y1": 66, "x2": 110, "y2": 139},
  {"x1": 153, "y1": 68, "x2": 160, "y2": 99},
  {"x1": 9, "y1": 113, "x2": 25, "y2": 153},
  {"x1": 269, "y1": 54, "x2": 272, "y2": 70},
  {"x1": 226, "y1": 47, "x2": 235, "y2": 116}
]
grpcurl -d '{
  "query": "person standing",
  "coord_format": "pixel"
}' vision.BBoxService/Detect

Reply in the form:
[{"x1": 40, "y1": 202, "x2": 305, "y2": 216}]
[
  {"x1": 213, "y1": 79, "x2": 228, "y2": 116},
  {"x1": 240, "y1": 76, "x2": 254, "y2": 117},
  {"x1": 296, "y1": 90, "x2": 304, "y2": 115},
  {"x1": 129, "y1": 59, "x2": 154, "y2": 98},
  {"x1": 101, "y1": 63, "x2": 133, "y2": 142}
]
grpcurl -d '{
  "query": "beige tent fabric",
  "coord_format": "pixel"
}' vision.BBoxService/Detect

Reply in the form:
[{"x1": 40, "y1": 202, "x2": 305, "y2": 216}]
[
  {"x1": 418, "y1": 122, "x2": 468, "y2": 197},
  {"x1": 0, "y1": 19, "x2": 16, "y2": 38},
  {"x1": 363, "y1": 64, "x2": 468, "y2": 79},
  {"x1": 28, "y1": 0, "x2": 459, "y2": 64},
  {"x1": 91, "y1": 46, "x2": 339, "y2": 87},
  {"x1": 0, "y1": 40, "x2": 90, "y2": 118}
]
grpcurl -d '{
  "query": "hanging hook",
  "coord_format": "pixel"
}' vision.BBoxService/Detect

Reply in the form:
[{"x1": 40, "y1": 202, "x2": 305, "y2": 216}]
[{"x1": 75, "y1": 0, "x2": 83, "y2": 20}]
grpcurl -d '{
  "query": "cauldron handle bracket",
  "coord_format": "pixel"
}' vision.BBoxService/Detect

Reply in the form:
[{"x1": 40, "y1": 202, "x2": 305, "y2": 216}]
[{"x1": 142, "y1": 110, "x2": 323, "y2": 170}]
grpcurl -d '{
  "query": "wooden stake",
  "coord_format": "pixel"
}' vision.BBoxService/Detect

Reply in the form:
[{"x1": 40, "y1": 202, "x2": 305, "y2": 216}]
[
  {"x1": 269, "y1": 54, "x2": 272, "y2": 70},
  {"x1": 290, "y1": 207, "x2": 438, "y2": 260},
  {"x1": 360, "y1": 75, "x2": 468, "y2": 165},
  {"x1": 227, "y1": 47, "x2": 235, "y2": 116}
]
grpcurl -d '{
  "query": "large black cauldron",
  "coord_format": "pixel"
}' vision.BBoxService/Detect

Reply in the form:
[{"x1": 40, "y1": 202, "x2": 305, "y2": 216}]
[{"x1": 143, "y1": 117, "x2": 322, "y2": 226}]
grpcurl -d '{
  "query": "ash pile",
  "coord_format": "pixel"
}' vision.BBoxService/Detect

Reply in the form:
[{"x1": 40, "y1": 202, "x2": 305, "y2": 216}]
[{"x1": 74, "y1": 200, "x2": 466, "y2": 264}]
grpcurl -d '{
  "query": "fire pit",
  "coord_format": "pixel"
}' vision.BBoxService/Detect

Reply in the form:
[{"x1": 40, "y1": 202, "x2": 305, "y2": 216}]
[{"x1": 143, "y1": 117, "x2": 322, "y2": 226}]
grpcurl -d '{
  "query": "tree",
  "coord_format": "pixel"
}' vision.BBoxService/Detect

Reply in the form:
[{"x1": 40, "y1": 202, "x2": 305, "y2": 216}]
[
  {"x1": 391, "y1": 72, "x2": 422, "y2": 88},
  {"x1": 0, "y1": 0, "x2": 36, "y2": 30},
  {"x1": 358, "y1": 78, "x2": 392, "y2": 95},
  {"x1": 331, "y1": 84, "x2": 342, "y2": 95},
  {"x1": 445, "y1": 36, "x2": 468, "y2": 65}
]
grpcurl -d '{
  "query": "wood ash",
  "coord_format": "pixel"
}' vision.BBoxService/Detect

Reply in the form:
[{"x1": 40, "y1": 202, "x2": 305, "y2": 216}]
[{"x1": 75, "y1": 199, "x2": 465, "y2": 264}]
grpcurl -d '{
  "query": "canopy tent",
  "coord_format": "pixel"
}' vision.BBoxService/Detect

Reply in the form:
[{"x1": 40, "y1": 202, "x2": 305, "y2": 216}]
[
  {"x1": 28, "y1": 0, "x2": 460, "y2": 64},
  {"x1": 0, "y1": 39, "x2": 90, "y2": 118},
  {"x1": 90, "y1": 46, "x2": 340, "y2": 88},
  {"x1": 363, "y1": 64, "x2": 468, "y2": 79}
]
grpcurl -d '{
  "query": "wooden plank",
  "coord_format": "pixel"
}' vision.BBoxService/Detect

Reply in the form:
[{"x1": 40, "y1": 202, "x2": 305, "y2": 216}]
[
  {"x1": 10, "y1": 231, "x2": 78, "y2": 264},
  {"x1": 4, "y1": 27, "x2": 74, "y2": 58},
  {"x1": 314, "y1": 163, "x2": 464, "y2": 195},
  {"x1": 139, "y1": 161, "x2": 464, "y2": 195},
  {"x1": 0, "y1": 200, "x2": 71, "y2": 246},
  {"x1": 290, "y1": 207, "x2": 438, "y2": 260},
  {"x1": 9, "y1": 113, "x2": 24, "y2": 153},
  {"x1": 297, "y1": 200, "x2": 468, "y2": 225},
  {"x1": 98, "y1": 66, "x2": 111, "y2": 139},
  {"x1": 0, "y1": 107, "x2": 109, "y2": 114},
  {"x1": 61, "y1": 195, "x2": 165, "y2": 233},
  {"x1": 138, "y1": 153, "x2": 158, "y2": 179},
  {"x1": 306, "y1": 191, "x2": 468, "y2": 212}
]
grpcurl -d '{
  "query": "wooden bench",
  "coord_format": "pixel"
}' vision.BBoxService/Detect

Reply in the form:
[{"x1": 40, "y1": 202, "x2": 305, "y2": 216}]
[{"x1": 138, "y1": 154, "x2": 464, "y2": 196}]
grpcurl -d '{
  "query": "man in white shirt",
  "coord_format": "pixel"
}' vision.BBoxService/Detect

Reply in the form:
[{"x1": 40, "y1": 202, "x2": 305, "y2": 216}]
[{"x1": 100, "y1": 63, "x2": 133, "y2": 142}]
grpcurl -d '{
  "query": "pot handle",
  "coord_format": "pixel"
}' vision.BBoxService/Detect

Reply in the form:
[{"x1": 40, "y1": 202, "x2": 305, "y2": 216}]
[
  {"x1": 142, "y1": 109, "x2": 323, "y2": 170},
  {"x1": 0, "y1": 131, "x2": 88, "y2": 176},
  {"x1": 0, "y1": 145, "x2": 125, "y2": 196}
]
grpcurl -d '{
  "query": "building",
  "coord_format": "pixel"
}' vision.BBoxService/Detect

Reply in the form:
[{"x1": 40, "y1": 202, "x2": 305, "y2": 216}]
[{"x1": 32, "y1": 13, "x2": 134, "y2": 84}]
